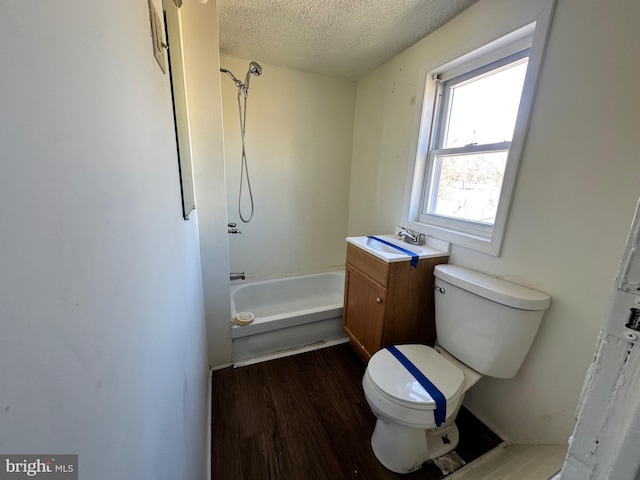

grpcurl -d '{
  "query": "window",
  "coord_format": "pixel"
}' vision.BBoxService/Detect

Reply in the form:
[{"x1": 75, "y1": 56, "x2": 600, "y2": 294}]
[
  {"x1": 405, "y1": 11, "x2": 554, "y2": 256},
  {"x1": 423, "y1": 50, "x2": 528, "y2": 235}
]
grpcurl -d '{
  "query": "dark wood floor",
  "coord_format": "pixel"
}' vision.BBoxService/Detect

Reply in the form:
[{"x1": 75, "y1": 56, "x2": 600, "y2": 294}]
[{"x1": 212, "y1": 344, "x2": 501, "y2": 479}]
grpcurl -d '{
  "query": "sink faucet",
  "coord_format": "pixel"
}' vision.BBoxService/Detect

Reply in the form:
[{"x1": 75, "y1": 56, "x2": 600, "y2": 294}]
[{"x1": 398, "y1": 227, "x2": 425, "y2": 246}]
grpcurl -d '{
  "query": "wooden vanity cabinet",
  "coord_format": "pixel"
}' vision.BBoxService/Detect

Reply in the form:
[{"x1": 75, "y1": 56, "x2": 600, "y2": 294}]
[{"x1": 342, "y1": 243, "x2": 448, "y2": 362}]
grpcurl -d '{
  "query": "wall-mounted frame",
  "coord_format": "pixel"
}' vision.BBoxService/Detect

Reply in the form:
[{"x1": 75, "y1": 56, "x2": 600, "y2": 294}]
[
  {"x1": 148, "y1": 0, "x2": 166, "y2": 73},
  {"x1": 163, "y1": 0, "x2": 196, "y2": 219}
]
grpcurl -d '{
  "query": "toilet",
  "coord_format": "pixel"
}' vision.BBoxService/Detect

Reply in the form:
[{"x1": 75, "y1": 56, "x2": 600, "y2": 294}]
[{"x1": 362, "y1": 264, "x2": 551, "y2": 474}]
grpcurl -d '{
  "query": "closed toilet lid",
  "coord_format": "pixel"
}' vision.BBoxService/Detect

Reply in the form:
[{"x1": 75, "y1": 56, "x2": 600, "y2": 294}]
[{"x1": 368, "y1": 345, "x2": 464, "y2": 409}]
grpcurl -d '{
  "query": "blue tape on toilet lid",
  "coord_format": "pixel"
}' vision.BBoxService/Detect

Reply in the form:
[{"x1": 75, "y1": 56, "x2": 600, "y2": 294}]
[
  {"x1": 368, "y1": 345, "x2": 464, "y2": 416},
  {"x1": 386, "y1": 345, "x2": 448, "y2": 426}
]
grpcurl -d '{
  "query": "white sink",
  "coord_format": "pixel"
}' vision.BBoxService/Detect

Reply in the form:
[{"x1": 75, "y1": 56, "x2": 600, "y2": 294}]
[
  {"x1": 365, "y1": 236, "x2": 422, "y2": 254},
  {"x1": 347, "y1": 234, "x2": 450, "y2": 263}
]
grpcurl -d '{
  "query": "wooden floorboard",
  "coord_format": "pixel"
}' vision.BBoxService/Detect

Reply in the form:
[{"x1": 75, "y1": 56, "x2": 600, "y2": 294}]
[{"x1": 212, "y1": 344, "x2": 502, "y2": 479}]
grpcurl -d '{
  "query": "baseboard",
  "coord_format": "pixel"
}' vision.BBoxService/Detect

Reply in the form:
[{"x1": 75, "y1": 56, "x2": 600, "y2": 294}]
[
  {"x1": 206, "y1": 368, "x2": 213, "y2": 480},
  {"x1": 211, "y1": 362, "x2": 233, "y2": 371},
  {"x1": 233, "y1": 337, "x2": 349, "y2": 368}
]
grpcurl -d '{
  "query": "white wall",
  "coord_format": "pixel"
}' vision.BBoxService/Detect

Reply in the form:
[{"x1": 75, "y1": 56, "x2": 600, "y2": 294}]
[
  {"x1": 0, "y1": 1, "x2": 209, "y2": 478},
  {"x1": 348, "y1": 0, "x2": 640, "y2": 444},
  {"x1": 220, "y1": 56, "x2": 356, "y2": 280},
  {"x1": 181, "y1": 3, "x2": 233, "y2": 366}
]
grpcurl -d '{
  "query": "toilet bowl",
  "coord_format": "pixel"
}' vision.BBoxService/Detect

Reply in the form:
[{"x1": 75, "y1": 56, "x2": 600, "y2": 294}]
[
  {"x1": 362, "y1": 264, "x2": 551, "y2": 474},
  {"x1": 363, "y1": 344, "x2": 481, "y2": 473}
]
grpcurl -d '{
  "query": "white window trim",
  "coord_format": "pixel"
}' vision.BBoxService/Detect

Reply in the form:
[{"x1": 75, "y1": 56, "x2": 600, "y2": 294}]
[{"x1": 402, "y1": 0, "x2": 556, "y2": 256}]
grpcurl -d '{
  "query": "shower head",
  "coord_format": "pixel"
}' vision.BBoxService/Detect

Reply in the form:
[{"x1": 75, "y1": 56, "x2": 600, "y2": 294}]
[
  {"x1": 221, "y1": 62, "x2": 263, "y2": 97},
  {"x1": 244, "y1": 61, "x2": 263, "y2": 95},
  {"x1": 248, "y1": 61, "x2": 262, "y2": 77},
  {"x1": 220, "y1": 62, "x2": 262, "y2": 94}
]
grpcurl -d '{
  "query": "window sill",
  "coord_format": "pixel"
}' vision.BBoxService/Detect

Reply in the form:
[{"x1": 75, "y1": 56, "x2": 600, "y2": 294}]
[{"x1": 404, "y1": 220, "x2": 501, "y2": 256}]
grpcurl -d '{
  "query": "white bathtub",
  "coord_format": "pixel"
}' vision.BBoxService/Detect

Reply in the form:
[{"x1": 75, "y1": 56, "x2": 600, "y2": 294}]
[{"x1": 230, "y1": 271, "x2": 347, "y2": 365}]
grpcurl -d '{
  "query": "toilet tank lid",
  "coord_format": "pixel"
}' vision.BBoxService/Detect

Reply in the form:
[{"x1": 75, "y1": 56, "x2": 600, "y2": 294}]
[{"x1": 434, "y1": 264, "x2": 550, "y2": 311}]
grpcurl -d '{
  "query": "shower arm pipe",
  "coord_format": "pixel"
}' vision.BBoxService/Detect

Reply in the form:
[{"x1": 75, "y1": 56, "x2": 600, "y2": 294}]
[{"x1": 220, "y1": 68, "x2": 244, "y2": 89}]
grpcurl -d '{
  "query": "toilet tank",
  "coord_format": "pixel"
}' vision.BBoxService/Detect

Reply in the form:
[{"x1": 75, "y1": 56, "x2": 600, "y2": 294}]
[{"x1": 433, "y1": 265, "x2": 550, "y2": 379}]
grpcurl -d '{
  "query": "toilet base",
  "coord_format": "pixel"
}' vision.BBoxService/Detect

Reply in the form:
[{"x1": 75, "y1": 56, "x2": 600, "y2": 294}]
[{"x1": 370, "y1": 419, "x2": 459, "y2": 474}]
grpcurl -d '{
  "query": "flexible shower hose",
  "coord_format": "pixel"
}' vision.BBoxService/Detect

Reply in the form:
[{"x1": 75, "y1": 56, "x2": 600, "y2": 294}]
[{"x1": 237, "y1": 88, "x2": 254, "y2": 223}]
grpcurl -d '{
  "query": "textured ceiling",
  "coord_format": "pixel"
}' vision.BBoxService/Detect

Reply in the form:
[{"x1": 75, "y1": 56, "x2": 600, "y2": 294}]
[{"x1": 217, "y1": 0, "x2": 479, "y2": 81}]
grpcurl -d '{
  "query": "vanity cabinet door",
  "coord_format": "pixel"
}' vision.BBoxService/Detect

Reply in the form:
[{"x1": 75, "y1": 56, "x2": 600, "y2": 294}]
[{"x1": 343, "y1": 263, "x2": 386, "y2": 361}]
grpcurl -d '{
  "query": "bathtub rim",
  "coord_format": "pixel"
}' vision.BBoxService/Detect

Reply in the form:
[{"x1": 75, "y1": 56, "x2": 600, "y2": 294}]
[{"x1": 230, "y1": 270, "x2": 345, "y2": 339}]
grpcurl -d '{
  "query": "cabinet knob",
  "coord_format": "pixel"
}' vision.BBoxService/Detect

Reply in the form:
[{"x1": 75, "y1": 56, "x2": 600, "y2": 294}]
[{"x1": 376, "y1": 297, "x2": 382, "y2": 304}]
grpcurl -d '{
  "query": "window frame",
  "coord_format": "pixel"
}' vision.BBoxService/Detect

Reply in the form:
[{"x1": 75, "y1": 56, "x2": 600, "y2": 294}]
[
  {"x1": 403, "y1": 4, "x2": 556, "y2": 256},
  {"x1": 420, "y1": 49, "x2": 530, "y2": 237}
]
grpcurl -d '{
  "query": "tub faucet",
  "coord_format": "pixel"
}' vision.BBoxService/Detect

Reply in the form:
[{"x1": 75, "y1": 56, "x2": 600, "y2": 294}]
[
  {"x1": 398, "y1": 227, "x2": 425, "y2": 246},
  {"x1": 230, "y1": 272, "x2": 246, "y2": 281},
  {"x1": 228, "y1": 222, "x2": 242, "y2": 234}
]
